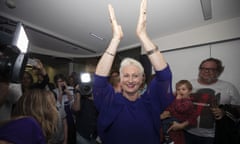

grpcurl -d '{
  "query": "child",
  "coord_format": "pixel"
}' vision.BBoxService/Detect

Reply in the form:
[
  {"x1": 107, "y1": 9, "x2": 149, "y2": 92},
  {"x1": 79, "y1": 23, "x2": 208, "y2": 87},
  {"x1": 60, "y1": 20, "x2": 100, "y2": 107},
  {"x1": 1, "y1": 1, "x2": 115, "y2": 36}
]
[{"x1": 160, "y1": 80, "x2": 197, "y2": 144}]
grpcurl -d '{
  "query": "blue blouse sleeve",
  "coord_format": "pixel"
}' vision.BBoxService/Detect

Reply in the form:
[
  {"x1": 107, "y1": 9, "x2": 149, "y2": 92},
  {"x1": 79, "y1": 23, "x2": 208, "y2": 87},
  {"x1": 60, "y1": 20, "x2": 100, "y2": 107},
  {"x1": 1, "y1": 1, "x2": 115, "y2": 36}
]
[
  {"x1": 93, "y1": 75, "x2": 124, "y2": 138},
  {"x1": 147, "y1": 65, "x2": 175, "y2": 115},
  {"x1": 93, "y1": 74, "x2": 116, "y2": 111}
]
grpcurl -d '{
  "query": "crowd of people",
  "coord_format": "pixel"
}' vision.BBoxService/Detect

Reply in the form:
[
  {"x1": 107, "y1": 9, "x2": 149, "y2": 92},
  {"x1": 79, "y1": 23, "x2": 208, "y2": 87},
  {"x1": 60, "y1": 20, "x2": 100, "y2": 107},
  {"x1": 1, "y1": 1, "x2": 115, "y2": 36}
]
[
  {"x1": 0, "y1": 56, "x2": 99, "y2": 144},
  {"x1": 0, "y1": 0, "x2": 239, "y2": 144}
]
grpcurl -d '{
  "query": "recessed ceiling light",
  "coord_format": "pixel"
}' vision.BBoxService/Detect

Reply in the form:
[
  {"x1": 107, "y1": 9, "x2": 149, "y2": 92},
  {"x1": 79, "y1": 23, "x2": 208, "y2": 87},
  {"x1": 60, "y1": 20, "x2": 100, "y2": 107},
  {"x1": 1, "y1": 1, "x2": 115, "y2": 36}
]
[{"x1": 89, "y1": 32, "x2": 105, "y2": 41}]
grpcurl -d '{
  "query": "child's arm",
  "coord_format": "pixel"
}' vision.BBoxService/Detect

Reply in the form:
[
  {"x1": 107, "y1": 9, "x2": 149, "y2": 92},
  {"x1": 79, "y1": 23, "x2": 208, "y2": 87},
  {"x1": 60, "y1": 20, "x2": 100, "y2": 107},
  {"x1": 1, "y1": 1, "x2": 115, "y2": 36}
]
[{"x1": 160, "y1": 111, "x2": 171, "y2": 119}]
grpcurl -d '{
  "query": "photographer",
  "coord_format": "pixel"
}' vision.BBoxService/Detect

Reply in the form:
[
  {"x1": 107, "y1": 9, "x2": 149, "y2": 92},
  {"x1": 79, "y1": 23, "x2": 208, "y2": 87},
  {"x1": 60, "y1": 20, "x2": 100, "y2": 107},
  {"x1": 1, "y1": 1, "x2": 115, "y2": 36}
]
[
  {"x1": 53, "y1": 73, "x2": 76, "y2": 144},
  {"x1": 72, "y1": 84, "x2": 99, "y2": 144},
  {"x1": 0, "y1": 45, "x2": 22, "y2": 121},
  {"x1": 0, "y1": 44, "x2": 46, "y2": 143}
]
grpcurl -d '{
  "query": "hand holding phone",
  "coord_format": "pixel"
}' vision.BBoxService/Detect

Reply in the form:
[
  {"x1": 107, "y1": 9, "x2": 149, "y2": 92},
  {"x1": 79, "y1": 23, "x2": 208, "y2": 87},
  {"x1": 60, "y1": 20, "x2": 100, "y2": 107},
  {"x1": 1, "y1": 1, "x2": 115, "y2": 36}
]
[{"x1": 61, "y1": 85, "x2": 66, "y2": 91}]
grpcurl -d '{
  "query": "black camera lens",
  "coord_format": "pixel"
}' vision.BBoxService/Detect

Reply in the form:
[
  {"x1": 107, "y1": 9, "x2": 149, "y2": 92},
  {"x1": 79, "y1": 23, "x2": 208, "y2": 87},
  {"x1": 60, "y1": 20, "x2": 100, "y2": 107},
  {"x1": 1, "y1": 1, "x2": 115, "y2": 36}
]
[
  {"x1": 83, "y1": 86, "x2": 91, "y2": 92},
  {"x1": 80, "y1": 84, "x2": 92, "y2": 96}
]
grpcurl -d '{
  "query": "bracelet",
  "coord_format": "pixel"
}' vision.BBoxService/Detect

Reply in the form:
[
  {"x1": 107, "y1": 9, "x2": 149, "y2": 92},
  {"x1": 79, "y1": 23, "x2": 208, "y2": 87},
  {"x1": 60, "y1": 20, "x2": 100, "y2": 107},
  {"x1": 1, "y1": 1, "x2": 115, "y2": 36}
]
[
  {"x1": 146, "y1": 46, "x2": 159, "y2": 55},
  {"x1": 105, "y1": 51, "x2": 115, "y2": 56}
]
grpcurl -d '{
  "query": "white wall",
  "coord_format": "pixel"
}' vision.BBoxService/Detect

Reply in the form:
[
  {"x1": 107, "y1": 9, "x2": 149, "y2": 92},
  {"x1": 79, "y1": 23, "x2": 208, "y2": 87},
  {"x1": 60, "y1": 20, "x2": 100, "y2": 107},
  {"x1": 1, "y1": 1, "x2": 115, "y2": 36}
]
[
  {"x1": 140, "y1": 17, "x2": 240, "y2": 93},
  {"x1": 211, "y1": 40, "x2": 240, "y2": 93},
  {"x1": 152, "y1": 17, "x2": 240, "y2": 52},
  {"x1": 163, "y1": 39, "x2": 240, "y2": 93}
]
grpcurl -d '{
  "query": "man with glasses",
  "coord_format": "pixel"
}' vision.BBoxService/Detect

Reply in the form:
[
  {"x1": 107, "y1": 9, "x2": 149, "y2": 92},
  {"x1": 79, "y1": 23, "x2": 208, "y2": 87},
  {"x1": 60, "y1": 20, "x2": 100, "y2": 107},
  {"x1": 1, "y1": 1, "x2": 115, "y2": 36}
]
[{"x1": 184, "y1": 57, "x2": 240, "y2": 144}]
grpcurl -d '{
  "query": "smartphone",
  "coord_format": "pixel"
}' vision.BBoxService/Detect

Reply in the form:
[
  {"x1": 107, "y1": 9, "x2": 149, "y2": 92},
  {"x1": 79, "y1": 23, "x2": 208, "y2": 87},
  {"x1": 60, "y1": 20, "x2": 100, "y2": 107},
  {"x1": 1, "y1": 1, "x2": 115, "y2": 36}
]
[
  {"x1": 61, "y1": 86, "x2": 66, "y2": 91},
  {"x1": 61, "y1": 86, "x2": 66, "y2": 94}
]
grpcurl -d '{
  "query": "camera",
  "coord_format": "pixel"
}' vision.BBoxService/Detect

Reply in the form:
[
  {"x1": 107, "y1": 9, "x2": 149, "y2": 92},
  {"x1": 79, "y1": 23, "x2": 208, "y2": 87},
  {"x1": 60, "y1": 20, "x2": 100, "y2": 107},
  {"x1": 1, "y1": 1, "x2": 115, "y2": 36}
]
[
  {"x1": 0, "y1": 22, "x2": 29, "y2": 83},
  {"x1": 78, "y1": 72, "x2": 93, "y2": 96},
  {"x1": 0, "y1": 51, "x2": 28, "y2": 83}
]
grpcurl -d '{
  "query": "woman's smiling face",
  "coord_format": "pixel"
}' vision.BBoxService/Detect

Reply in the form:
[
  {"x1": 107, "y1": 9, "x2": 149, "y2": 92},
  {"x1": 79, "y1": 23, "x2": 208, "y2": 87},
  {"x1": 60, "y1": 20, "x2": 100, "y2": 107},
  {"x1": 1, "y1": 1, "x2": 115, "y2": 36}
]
[{"x1": 120, "y1": 65, "x2": 143, "y2": 95}]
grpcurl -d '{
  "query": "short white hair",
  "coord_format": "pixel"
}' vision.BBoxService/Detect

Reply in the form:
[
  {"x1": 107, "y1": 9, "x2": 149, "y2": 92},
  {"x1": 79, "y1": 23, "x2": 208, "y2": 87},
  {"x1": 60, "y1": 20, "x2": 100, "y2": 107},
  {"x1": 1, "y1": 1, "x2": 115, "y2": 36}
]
[{"x1": 119, "y1": 58, "x2": 144, "y2": 76}]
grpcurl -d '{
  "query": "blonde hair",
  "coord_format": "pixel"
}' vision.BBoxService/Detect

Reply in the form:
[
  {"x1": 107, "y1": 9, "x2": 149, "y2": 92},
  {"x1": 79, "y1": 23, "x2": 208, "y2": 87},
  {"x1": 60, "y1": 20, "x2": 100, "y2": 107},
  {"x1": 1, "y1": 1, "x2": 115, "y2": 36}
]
[
  {"x1": 119, "y1": 58, "x2": 144, "y2": 76},
  {"x1": 175, "y1": 80, "x2": 193, "y2": 91},
  {"x1": 12, "y1": 89, "x2": 58, "y2": 143}
]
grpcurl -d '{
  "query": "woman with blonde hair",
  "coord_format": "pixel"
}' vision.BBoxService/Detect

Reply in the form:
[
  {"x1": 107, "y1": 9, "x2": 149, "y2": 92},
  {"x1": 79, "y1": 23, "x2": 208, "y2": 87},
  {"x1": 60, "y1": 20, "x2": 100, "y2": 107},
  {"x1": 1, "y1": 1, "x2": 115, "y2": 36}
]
[{"x1": 12, "y1": 89, "x2": 59, "y2": 143}]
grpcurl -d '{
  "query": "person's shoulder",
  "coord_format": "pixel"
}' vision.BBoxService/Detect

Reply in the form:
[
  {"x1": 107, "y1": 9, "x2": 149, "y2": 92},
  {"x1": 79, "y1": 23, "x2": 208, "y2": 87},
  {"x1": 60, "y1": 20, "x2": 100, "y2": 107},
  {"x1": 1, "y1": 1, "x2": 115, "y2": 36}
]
[
  {"x1": 0, "y1": 117, "x2": 45, "y2": 144},
  {"x1": 217, "y1": 79, "x2": 236, "y2": 87},
  {"x1": 1, "y1": 116, "x2": 40, "y2": 131},
  {"x1": 15, "y1": 117, "x2": 44, "y2": 134},
  {"x1": 12, "y1": 116, "x2": 38, "y2": 125},
  {"x1": 217, "y1": 79, "x2": 233, "y2": 84}
]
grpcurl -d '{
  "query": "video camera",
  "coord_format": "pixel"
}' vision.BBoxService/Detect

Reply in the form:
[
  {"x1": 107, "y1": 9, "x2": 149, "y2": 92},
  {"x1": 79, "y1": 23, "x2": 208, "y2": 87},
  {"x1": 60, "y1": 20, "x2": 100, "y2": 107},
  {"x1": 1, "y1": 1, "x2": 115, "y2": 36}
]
[
  {"x1": 78, "y1": 72, "x2": 93, "y2": 96},
  {"x1": 0, "y1": 22, "x2": 29, "y2": 83}
]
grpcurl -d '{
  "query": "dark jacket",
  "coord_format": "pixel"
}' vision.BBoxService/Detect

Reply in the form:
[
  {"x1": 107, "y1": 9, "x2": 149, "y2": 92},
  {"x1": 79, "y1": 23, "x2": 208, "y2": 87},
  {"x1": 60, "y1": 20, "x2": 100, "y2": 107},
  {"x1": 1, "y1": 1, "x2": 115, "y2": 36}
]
[{"x1": 214, "y1": 104, "x2": 240, "y2": 144}]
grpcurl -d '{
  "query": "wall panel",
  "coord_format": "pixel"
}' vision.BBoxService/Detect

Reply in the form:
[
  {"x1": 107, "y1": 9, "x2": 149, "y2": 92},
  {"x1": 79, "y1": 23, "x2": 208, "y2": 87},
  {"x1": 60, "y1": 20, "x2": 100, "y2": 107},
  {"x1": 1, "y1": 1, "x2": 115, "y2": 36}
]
[{"x1": 162, "y1": 39, "x2": 240, "y2": 93}]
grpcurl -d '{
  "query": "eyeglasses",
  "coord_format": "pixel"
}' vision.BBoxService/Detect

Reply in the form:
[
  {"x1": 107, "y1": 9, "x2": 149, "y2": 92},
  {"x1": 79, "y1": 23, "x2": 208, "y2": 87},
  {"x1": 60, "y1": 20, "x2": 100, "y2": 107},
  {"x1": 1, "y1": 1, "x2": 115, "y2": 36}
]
[{"x1": 199, "y1": 67, "x2": 217, "y2": 72}]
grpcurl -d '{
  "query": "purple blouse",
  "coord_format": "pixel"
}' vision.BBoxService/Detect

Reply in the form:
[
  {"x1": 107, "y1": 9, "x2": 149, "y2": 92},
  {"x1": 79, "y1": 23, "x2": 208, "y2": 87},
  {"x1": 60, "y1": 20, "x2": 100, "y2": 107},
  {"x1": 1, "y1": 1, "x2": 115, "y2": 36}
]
[
  {"x1": 0, "y1": 117, "x2": 46, "y2": 144},
  {"x1": 93, "y1": 65, "x2": 174, "y2": 144}
]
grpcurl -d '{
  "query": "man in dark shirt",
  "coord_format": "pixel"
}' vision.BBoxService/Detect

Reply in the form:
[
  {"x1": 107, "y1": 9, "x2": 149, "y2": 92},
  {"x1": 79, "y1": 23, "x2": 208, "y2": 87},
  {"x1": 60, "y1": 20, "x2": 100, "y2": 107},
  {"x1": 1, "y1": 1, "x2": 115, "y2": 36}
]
[{"x1": 72, "y1": 88, "x2": 98, "y2": 144}]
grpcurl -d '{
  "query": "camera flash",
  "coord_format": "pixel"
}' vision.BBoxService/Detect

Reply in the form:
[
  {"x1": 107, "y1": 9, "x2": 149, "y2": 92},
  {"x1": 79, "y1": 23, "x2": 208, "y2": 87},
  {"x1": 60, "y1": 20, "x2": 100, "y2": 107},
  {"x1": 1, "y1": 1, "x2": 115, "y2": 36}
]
[{"x1": 80, "y1": 73, "x2": 91, "y2": 83}]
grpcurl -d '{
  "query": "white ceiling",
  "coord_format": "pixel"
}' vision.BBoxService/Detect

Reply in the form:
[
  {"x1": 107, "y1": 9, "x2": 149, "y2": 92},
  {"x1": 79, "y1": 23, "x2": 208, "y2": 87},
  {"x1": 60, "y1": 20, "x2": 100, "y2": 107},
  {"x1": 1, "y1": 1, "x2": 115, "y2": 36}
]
[{"x1": 0, "y1": 0, "x2": 240, "y2": 58}]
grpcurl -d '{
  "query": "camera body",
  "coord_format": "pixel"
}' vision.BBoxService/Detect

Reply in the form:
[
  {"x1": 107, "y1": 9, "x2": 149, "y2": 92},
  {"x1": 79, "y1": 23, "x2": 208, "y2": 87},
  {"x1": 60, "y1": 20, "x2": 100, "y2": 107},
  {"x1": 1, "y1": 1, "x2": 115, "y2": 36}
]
[
  {"x1": 0, "y1": 22, "x2": 29, "y2": 83},
  {"x1": 78, "y1": 73, "x2": 93, "y2": 96},
  {"x1": 0, "y1": 45, "x2": 28, "y2": 83},
  {"x1": 79, "y1": 83, "x2": 92, "y2": 96}
]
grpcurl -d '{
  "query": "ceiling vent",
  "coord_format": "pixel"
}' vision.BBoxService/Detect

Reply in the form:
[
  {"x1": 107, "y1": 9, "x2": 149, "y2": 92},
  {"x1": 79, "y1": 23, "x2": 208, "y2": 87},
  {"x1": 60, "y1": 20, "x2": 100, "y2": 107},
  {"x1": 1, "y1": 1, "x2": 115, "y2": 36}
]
[{"x1": 200, "y1": 0, "x2": 212, "y2": 20}]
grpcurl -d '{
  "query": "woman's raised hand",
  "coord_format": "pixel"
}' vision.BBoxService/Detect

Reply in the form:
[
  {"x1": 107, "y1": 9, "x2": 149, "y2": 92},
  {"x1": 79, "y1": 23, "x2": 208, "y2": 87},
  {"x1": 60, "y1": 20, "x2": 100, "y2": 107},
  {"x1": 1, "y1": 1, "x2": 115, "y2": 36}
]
[
  {"x1": 136, "y1": 0, "x2": 147, "y2": 38},
  {"x1": 108, "y1": 4, "x2": 123, "y2": 40}
]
